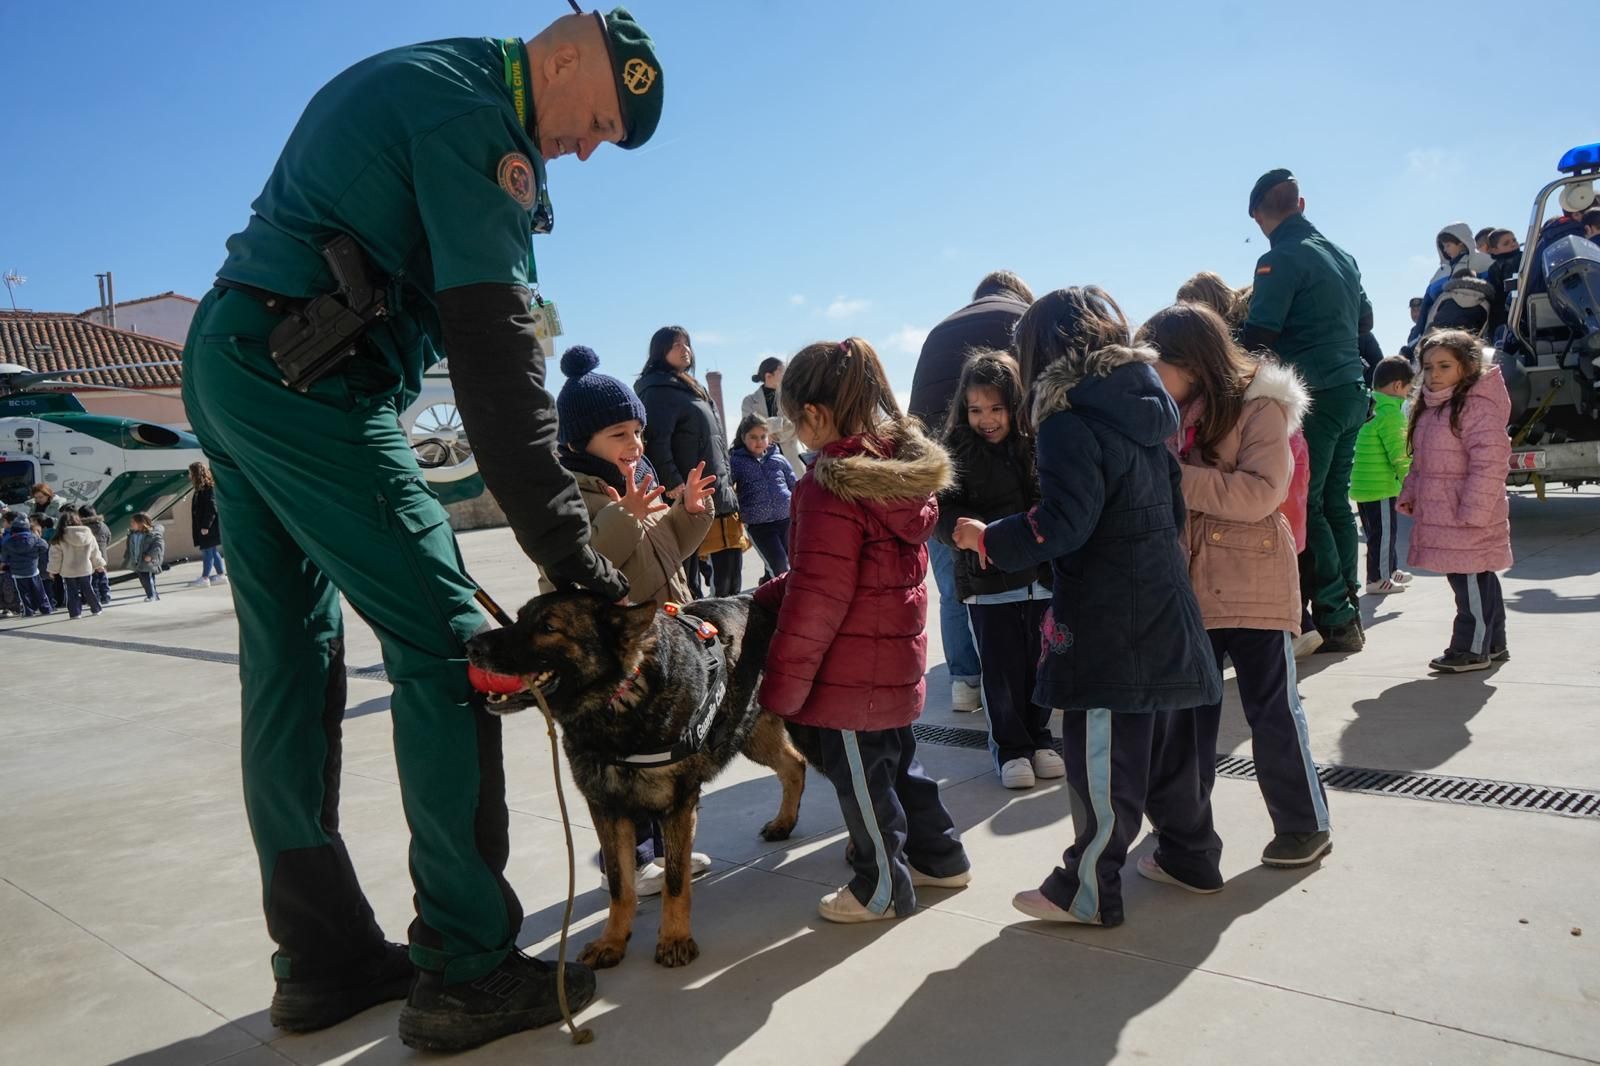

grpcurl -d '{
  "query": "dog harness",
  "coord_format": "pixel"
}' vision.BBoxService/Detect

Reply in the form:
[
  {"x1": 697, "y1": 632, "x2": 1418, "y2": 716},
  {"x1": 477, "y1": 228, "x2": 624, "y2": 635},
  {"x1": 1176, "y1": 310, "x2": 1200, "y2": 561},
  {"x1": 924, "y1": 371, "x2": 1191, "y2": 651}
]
[{"x1": 613, "y1": 604, "x2": 729, "y2": 768}]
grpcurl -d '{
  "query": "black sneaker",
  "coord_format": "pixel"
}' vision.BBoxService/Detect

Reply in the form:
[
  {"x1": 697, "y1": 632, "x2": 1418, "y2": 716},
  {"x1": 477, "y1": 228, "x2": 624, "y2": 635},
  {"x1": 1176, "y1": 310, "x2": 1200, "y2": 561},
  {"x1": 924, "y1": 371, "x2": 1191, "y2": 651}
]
[
  {"x1": 1315, "y1": 619, "x2": 1364, "y2": 654},
  {"x1": 1490, "y1": 647, "x2": 1511, "y2": 662},
  {"x1": 1429, "y1": 650, "x2": 1492, "y2": 673},
  {"x1": 398, "y1": 950, "x2": 597, "y2": 1052},
  {"x1": 269, "y1": 941, "x2": 414, "y2": 1033},
  {"x1": 1261, "y1": 831, "x2": 1332, "y2": 868}
]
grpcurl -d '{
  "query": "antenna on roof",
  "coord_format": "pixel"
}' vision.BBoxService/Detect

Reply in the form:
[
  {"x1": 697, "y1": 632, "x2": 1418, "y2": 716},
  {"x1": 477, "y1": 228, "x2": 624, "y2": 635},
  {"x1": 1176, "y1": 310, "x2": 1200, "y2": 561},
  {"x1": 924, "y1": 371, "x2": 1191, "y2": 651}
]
[
  {"x1": 94, "y1": 271, "x2": 116, "y2": 328},
  {"x1": 3, "y1": 270, "x2": 24, "y2": 311}
]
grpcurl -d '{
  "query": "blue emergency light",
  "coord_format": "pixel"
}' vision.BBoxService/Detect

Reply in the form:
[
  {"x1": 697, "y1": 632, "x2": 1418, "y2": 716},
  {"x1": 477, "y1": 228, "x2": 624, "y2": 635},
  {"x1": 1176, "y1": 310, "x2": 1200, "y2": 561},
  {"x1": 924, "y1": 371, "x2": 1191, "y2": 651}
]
[{"x1": 1557, "y1": 142, "x2": 1600, "y2": 174}]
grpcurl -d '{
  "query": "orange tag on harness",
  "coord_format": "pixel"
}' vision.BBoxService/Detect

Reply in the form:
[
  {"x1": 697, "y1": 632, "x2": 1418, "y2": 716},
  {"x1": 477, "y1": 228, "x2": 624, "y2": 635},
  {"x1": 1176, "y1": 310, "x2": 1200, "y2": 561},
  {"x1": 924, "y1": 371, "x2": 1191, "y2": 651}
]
[{"x1": 696, "y1": 620, "x2": 718, "y2": 641}]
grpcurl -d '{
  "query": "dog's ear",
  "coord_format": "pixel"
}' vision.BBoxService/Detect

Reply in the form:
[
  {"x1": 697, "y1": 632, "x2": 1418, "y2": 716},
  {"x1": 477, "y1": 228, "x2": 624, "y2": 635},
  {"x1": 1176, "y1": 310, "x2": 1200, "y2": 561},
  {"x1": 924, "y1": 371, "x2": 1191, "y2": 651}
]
[{"x1": 606, "y1": 602, "x2": 658, "y2": 648}]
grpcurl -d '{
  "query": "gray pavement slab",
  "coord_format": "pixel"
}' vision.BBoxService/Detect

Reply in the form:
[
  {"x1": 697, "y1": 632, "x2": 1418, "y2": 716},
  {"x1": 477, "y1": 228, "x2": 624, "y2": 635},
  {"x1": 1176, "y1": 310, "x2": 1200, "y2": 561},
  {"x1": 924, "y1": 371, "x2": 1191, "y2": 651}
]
[{"x1": 1, "y1": 489, "x2": 1598, "y2": 1065}]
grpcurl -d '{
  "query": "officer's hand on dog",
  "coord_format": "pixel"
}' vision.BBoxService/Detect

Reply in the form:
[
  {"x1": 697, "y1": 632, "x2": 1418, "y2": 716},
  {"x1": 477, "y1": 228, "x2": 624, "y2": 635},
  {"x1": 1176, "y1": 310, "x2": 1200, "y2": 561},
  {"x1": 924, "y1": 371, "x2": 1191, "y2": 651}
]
[
  {"x1": 681, "y1": 461, "x2": 717, "y2": 515},
  {"x1": 607, "y1": 462, "x2": 670, "y2": 521}
]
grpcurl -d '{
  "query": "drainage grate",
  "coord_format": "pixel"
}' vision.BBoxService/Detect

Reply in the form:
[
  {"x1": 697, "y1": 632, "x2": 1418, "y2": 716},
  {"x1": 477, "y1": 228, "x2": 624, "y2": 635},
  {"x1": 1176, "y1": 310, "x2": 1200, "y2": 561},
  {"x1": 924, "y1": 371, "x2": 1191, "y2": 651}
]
[
  {"x1": 0, "y1": 629, "x2": 389, "y2": 680},
  {"x1": 910, "y1": 722, "x2": 1600, "y2": 821}
]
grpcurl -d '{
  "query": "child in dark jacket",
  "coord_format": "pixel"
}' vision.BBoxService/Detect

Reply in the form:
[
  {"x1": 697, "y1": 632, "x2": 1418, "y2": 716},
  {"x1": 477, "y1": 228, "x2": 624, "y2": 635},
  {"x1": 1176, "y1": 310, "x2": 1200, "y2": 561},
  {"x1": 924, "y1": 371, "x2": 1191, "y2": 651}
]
[
  {"x1": 126, "y1": 512, "x2": 166, "y2": 601},
  {"x1": 755, "y1": 336, "x2": 970, "y2": 924},
  {"x1": 954, "y1": 288, "x2": 1220, "y2": 928},
  {"x1": 729, "y1": 414, "x2": 797, "y2": 581},
  {"x1": 0, "y1": 510, "x2": 21, "y2": 617},
  {"x1": 935, "y1": 351, "x2": 1057, "y2": 788},
  {"x1": 78, "y1": 506, "x2": 114, "y2": 604},
  {"x1": 2, "y1": 516, "x2": 53, "y2": 615}
]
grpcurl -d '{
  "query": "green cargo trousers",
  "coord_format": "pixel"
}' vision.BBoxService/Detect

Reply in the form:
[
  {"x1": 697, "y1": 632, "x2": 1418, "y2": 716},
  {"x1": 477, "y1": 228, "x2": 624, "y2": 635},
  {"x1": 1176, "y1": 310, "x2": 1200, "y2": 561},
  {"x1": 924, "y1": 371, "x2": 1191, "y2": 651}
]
[
  {"x1": 181, "y1": 288, "x2": 519, "y2": 984},
  {"x1": 1300, "y1": 382, "x2": 1370, "y2": 630}
]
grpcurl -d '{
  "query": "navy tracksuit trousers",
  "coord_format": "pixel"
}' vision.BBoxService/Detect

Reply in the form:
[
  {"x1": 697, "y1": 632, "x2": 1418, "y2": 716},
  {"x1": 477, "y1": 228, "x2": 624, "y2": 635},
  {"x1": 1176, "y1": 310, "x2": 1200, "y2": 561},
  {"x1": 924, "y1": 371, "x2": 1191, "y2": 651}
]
[
  {"x1": 806, "y1": 725, "x2": 969, "y2": 917},
  {"x1": 1041, "y1": 707, "x2": 1220, "y2": 927},
  {"x1": 966, "y1": 598, "x2": 1053, "y2": 765},
  {"x1": 1445, "y1": 572, "x2": 1506, "y2": 656},
  {"x1": 1356, "y1": 497, "x2": 1401, "y2": 584},
  {"x1": 1197, "y1": 629, "x2": 1329, "y2": 836}
]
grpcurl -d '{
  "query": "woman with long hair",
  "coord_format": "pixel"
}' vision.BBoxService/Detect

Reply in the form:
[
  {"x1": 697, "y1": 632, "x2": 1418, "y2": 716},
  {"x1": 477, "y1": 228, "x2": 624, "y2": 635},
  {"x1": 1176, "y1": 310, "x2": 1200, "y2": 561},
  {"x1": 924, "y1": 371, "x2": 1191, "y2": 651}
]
[
  {"x1": 189, "y1": 462, "x2": 227, "y2": 587},
  {"x1": 636, "y1": 326, "x2": 742, "y2": 596}
]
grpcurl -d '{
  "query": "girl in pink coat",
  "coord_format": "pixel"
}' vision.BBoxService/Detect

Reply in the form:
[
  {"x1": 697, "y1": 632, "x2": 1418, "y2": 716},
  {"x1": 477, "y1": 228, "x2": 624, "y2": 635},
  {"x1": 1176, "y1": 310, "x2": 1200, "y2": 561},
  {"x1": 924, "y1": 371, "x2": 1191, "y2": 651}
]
[{"x1": 1398, "y1": 330, "x2": 1513, "y2": 673}]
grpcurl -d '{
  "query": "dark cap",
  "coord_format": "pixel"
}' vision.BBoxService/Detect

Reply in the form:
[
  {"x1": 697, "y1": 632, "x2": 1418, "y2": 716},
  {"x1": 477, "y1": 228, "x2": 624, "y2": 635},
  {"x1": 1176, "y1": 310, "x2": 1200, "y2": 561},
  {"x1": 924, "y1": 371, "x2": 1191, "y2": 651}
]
[
  {"x1": 1248, "y1": 168, "x2": 1296, "y2": 216},
  {"x1": 575, "y1": 4, "x2": 663, "y2": 150}
]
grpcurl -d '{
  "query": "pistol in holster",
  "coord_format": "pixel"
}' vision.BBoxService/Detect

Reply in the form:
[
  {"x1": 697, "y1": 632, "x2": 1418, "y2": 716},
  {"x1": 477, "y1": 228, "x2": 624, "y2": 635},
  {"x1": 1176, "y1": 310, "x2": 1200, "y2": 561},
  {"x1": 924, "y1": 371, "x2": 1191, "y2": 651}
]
[{"x1": 268, "y1": 234, "x2": 389, "y2": 392}]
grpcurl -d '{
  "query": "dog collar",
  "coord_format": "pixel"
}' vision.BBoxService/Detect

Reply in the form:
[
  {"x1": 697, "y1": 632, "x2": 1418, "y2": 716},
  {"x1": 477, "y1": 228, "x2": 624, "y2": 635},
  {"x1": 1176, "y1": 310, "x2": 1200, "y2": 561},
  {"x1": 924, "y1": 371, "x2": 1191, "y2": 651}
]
[{"x1": 614, "y1": 607, "x2": 728, "y2": 768}]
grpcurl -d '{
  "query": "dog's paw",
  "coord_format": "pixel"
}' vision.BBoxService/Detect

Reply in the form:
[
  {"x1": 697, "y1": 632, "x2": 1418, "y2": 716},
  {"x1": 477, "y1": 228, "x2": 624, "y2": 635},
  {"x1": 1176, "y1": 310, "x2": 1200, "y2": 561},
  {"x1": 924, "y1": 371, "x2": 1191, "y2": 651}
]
[
  {"x1": 654, "y1": 936, "x2": 700, "y2": 968},
  {"x1": 578, "y1": 938, "x2": 628, "y2": 969},
  {"x1": 759, "y1": 819, "x2": 795, "y2": 842}
]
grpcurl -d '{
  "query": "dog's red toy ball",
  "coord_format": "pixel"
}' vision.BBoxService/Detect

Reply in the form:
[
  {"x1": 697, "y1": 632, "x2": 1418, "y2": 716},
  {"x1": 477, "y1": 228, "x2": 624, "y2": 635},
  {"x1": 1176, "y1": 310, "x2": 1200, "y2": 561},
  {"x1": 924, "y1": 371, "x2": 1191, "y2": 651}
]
[{"x1": 468, "y1": 663, "x2": 524, "y2": 695}]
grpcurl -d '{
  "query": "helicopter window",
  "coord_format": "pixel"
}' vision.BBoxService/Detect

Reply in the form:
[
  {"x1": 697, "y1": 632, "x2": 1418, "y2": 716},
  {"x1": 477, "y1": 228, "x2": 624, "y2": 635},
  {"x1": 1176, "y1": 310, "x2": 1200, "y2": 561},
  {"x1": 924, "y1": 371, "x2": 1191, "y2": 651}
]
[
  {"x1": 130, "y1": 424, "x2": 182, "y2": 447},
  {"x1": 13, "y1": 428, "x2": 34, "y2": 438},
  {"x1": 0, "y1": 460, "x2": 37, "y2": 505}
]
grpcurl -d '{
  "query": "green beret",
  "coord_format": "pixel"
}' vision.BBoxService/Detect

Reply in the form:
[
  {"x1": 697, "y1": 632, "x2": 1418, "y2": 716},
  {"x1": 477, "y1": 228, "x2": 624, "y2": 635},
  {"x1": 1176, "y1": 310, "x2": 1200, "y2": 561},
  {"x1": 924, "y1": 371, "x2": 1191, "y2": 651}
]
[
  {"x1": 595, "y1": 5, "x2": 662, "y2": 150},
  {"x1": 1248, "y1": 167, "x2": 1296, "y2": 216}
]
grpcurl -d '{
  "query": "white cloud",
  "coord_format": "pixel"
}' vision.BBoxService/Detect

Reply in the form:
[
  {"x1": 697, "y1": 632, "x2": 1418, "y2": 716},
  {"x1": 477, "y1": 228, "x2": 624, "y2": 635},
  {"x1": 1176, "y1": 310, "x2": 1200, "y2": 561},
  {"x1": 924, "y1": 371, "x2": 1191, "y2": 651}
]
[
  {"x1": 788, "y1": 294, "x2": 806, "y2": 307},
  {"x1": 824, "y1": 296, "x2": 871, "y2": 320},
  {"x1": 693, "y1": 330, "x2": 727, "y2": 346},
  {"x1": 886, "y1": 324, "x2": 929, "y2": 355}
]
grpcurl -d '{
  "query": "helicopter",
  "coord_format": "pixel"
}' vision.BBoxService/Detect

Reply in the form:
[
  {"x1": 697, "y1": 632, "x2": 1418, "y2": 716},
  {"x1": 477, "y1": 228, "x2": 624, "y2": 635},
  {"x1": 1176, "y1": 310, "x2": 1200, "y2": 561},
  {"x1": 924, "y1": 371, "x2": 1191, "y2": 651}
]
[{"x1": 0, "y1": 362, "x2": 204, "y2": 541}]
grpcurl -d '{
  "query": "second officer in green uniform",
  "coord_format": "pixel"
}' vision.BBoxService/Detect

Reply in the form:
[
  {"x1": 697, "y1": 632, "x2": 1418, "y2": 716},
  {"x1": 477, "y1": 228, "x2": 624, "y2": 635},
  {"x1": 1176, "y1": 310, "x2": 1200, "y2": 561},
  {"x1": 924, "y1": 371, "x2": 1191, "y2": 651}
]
[{"x1": 181, "y1": 6, "x2": 664, "y2": 1052}]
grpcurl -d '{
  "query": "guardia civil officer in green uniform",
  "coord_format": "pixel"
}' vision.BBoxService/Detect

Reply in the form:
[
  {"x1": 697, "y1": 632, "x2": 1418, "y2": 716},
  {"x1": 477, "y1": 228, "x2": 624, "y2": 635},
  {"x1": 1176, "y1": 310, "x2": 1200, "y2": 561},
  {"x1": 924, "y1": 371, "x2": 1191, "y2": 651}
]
[
  {"x1": 1242, "y1": 169, "x2": 1374, "y2": 655},
  {"x1": 180, "y1": 5, "x2": 664, "y2": 1052}
]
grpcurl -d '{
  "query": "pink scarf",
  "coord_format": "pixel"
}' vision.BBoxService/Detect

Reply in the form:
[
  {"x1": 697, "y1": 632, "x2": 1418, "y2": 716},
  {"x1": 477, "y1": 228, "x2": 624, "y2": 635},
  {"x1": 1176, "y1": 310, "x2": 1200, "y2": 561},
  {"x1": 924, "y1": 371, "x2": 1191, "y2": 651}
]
[{"x1": 1422, "y1": 383, "x2": 1457, "y2": 408}]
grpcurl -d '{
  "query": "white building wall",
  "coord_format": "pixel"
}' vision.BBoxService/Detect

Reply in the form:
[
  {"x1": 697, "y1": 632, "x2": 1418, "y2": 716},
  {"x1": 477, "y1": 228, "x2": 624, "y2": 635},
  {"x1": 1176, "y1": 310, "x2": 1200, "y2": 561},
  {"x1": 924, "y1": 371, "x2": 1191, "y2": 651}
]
[{"x1": 81, "y1": 296, "x2": 197, "y2": 345}]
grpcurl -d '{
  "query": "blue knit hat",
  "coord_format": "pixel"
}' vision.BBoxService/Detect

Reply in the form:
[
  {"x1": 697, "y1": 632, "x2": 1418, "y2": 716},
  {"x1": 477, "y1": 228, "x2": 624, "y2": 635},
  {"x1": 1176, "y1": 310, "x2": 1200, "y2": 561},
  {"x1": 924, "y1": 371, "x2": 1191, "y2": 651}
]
[{"x1": 557, "y1": 345, "x2": 648, "y2": 447}]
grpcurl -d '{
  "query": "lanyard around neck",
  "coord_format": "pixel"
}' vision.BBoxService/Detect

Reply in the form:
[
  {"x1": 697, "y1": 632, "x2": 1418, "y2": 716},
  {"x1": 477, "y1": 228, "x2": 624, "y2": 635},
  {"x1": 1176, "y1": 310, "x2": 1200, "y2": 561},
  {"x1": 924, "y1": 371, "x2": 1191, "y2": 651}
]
[{"x1": 500, "y1": 38, "x2": 553, "y2": 293}]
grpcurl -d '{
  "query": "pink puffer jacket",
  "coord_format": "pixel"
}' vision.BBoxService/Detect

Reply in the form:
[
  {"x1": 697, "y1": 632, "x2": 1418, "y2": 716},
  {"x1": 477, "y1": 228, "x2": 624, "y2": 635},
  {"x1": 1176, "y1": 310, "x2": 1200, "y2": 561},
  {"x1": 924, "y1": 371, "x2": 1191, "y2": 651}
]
[{"x1": 1399, "y1": 367, "x2": 1513, "y2": 575}]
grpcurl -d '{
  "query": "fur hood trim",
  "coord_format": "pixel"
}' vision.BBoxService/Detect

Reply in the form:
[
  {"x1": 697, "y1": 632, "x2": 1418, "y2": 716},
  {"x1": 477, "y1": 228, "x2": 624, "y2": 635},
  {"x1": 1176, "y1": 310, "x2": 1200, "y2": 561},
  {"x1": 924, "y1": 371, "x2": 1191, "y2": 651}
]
[
  {"x1": 1245, "y1": 360, "x2": 1311, "y2": 433},
  {"x1": 813, "y1": 418, "x2": 953, "y2": 504},
  {"x1": 1031, "y1": 345, "x2": 1158, "y2": 425}
]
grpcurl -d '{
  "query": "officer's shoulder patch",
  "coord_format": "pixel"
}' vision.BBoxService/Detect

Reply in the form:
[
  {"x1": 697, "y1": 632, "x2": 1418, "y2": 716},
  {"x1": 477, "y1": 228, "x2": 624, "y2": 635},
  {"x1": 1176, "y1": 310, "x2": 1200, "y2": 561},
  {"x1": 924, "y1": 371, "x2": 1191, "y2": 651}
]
[
  {"x1": 1256, "y1": 264, "x2": 1273, "y2": 276},
  {"x1": 496, "y1": 152, "x2": 536, "y2": 210}
]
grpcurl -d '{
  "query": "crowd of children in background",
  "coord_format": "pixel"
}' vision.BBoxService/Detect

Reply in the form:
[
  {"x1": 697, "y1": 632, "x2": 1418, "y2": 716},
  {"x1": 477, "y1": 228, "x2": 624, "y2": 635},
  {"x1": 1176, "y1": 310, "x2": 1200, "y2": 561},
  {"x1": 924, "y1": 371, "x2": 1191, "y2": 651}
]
[{"x1": 0, "y1": 462, "x2": 226, "y2": 619}]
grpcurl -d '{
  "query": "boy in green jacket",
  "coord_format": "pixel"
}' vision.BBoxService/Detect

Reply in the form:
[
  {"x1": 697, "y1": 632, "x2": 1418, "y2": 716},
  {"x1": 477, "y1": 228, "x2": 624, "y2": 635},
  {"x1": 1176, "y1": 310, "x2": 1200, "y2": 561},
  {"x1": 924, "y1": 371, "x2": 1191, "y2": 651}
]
[{"x1": 1351, "y1": 356, "x2": 1415, "y2": 595}]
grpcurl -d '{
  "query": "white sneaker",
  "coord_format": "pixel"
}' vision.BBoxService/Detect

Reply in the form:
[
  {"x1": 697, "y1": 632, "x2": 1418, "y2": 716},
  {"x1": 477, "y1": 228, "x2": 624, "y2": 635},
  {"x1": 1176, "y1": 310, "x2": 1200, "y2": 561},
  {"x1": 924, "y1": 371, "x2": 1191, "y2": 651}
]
[
  {"x1": 1391, "y1": 570, "x2": 1413, "y2": 585},
  {"x1": 1292, "y1": 630, "x2": 1324, "y2": 659},
  {"x1": 1011, "y1": 889, "x2": 1100, "y2": 925},
  {"x1": 190, "y1": 578, "x2": 212, "y2": 588},
  {"x1": 1136, "y1": 853, "x2": 1222, "y2": 895},
  {"x1": 1031, "y1": 748, "x2": 1066, "y2": 779},
  {"x1": 818, "y1": 885, "x2": 898, "y2": 923},
  {"x1": 951, "y1": 680, "x2": 982, "y2": 712},
  {"x1": 210, "y1": 574, "x2": 228, "y2": 586},
  {"x1": 1000, "y1": 758, "x2": 1036, "y2": 790},
  {"x1": 1363, "y1": 579, "x2": 1404, "y2": 596},
  {"x1": 633, "y1": 852, "x2": 712, "y2": 898}
]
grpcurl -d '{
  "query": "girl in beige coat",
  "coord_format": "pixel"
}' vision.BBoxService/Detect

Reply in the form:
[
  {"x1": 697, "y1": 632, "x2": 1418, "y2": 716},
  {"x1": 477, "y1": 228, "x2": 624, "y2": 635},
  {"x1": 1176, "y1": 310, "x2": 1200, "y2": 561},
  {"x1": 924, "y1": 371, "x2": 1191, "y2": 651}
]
[
  {"x1": 46, "y1": 511, "x2": 107, "y2": 619},
  {"x1": 1140, "y1": 303, "x2": 1332, "y2": 873}
]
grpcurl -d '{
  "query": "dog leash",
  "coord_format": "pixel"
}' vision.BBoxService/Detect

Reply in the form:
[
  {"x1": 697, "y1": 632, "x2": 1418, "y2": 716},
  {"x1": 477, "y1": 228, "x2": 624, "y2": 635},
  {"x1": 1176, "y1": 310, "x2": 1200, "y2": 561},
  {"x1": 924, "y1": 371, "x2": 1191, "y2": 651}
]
[{"x1": 469, "y1": 578, "x2": 594, "y2": 1046}]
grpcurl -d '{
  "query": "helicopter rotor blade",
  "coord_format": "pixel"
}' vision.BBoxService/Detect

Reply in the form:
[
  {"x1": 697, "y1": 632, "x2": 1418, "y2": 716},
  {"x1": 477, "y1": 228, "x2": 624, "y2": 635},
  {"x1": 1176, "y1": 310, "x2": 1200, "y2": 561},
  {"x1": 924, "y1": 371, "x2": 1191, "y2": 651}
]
[{"x1": 27, "y1": 380, "x2": 166, "y2": 397}]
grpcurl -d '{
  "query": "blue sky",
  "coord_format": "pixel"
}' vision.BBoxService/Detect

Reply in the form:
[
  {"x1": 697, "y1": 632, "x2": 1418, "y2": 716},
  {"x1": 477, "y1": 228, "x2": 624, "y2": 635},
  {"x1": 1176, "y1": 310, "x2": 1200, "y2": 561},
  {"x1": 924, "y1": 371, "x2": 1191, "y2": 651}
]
[{"x1": 3, "y1": 1, "x2": 1594, "y2": 397}]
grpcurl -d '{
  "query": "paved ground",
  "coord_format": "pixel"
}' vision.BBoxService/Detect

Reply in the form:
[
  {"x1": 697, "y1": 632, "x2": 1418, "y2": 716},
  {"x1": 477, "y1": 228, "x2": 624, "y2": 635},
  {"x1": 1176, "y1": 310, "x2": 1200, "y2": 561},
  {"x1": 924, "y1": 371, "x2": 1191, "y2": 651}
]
[{"x1": 2, "y1": 489, "x2": 1598, "y2": 1065}]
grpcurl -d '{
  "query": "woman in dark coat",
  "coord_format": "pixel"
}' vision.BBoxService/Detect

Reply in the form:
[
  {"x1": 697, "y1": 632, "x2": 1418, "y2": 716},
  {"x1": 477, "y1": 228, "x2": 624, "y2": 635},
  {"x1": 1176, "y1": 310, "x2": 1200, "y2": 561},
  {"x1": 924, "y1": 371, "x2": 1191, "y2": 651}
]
[
  {"x1": 189, "y1": 462, "x2": 227, "y2": 587},
  {"x1": 635, "y1": 326, "x2": 741, "y2": 596}
]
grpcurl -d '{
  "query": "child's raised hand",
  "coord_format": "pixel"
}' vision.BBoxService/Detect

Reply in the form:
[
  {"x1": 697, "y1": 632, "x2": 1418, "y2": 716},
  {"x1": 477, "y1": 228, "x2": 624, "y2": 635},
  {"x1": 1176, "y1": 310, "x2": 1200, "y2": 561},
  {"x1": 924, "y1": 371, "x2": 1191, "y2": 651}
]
[
  {"x1": 952, "y1": 517, "x2": 989, "y2": 569},
  {"x1": 605, "y1": 462, "x2": 669, "y2": 521},
  {"x1": 682, "y1": 461, "x2": 717, "y2": 515}
]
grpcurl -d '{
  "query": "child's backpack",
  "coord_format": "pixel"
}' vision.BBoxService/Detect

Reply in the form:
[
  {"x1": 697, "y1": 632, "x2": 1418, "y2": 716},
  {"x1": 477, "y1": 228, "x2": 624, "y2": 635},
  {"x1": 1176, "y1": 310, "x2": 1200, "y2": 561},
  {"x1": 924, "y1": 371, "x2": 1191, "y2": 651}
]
[{"x1": 1423, "y1": 275, "x2": 1495, "y2": 337}]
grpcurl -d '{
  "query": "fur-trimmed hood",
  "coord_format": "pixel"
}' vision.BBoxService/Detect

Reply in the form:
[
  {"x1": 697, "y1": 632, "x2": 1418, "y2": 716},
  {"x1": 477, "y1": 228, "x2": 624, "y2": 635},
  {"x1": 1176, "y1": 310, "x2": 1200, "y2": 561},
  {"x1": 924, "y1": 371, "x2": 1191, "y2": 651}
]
[
  {"x1": 812, "y1": 417, "x2": 953, "y2": 504},
  {"x1": 1030, "y1": 345, "x2": 1180, "y2": 448},
  {"x1": 1245, "y1": 359, "x2": 1311, "y2": 433}
]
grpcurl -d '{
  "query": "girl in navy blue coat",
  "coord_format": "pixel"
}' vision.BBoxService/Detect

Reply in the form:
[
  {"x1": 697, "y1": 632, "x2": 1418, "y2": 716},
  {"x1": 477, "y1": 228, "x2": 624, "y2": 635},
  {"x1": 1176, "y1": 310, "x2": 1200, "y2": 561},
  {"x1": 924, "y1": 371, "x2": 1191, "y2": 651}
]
[
  {"x1": 953, "y1": 287, "x2": 1221, "y2": 928},
  {"x1": 728, "y1": 413, "x2": 797, "y2": 581}
]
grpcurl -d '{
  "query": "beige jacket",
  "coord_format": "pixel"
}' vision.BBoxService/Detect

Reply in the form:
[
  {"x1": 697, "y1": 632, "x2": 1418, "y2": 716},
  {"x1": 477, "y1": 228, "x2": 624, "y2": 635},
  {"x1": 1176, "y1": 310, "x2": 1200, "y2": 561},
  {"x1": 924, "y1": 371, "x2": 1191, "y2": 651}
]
[
  {"x1": 47, "y1": 526, "x2": 107, "y2": 580},
  {"x1": 1179, "y1": 361, "x2": 1308, "y2": 634},
  {"x1": 538, "y1": 471, "x2": 713, "y2": 609}
]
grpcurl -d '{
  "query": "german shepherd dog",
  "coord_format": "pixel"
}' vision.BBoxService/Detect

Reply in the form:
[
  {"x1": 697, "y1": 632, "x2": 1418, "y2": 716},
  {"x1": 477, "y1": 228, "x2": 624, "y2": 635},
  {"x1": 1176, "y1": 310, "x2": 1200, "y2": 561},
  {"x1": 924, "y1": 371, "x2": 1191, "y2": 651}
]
[{"x1": 465, "y1": 590, "x2": 809, "y2": 969}]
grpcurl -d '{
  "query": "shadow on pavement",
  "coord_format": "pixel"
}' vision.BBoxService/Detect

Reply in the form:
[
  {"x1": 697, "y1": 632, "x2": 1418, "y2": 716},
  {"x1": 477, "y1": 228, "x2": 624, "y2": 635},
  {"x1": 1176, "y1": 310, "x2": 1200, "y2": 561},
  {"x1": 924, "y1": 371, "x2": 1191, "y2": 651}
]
[
  {"x1": 849, "y1": 863, "x2": 1317, "y2": 1066},
  {"x1": 1335, "y1": 673, "x2": 1498, "y2": 771}
]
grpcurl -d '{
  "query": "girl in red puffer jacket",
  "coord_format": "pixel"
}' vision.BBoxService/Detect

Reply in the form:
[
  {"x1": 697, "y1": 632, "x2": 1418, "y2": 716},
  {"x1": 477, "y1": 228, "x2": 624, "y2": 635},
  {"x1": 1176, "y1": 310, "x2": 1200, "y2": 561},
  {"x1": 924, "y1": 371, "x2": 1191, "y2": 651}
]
[{"x1": 754, "y1": 336, "x2": 971, "y2": 925}]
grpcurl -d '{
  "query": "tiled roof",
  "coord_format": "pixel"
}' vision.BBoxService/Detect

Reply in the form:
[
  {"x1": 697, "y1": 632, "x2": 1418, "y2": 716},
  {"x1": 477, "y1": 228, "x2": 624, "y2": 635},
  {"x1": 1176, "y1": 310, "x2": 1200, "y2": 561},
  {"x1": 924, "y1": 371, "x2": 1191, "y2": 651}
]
[
  {"x1": 77, "y1": 290, "x2": 201, "y2": 316},
  {"x1": 0, "y1": 311, "x2": 183, "y2": 389}
]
